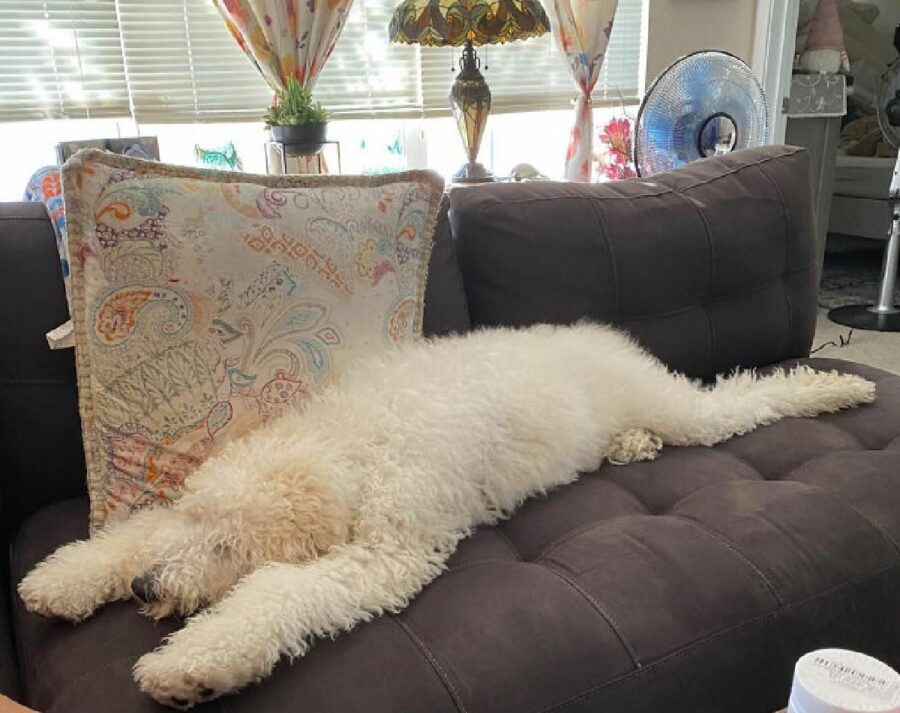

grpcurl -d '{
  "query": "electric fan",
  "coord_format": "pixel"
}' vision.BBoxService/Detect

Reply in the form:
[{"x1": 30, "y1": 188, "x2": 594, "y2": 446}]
[
  {"x1": 634, "y1": 51, "x2": 769, "y2": 177},
  {"x1": 828, "y1": 27, "x2": 900, "y2": 332}
]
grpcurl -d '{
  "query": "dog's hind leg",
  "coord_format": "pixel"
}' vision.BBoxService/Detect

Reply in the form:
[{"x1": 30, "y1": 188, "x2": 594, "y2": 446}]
[
  {"x1": 637, "y1": 365, "x2": 876, "y2": 448},
  {"x1": 608, "y1": 428, "x2": 663, "y2": 464},
  {"x1": 18, "y1": 505, "x2": 179, "y2": 622},
  {"x1": 133, "y1": 533, "x2": 449, "y2": 709}
]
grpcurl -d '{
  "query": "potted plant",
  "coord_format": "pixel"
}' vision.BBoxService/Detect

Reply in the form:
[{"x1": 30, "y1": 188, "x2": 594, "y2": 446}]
[{"x1": 264, "y1": 77, "x2": 329, "y2": 156}]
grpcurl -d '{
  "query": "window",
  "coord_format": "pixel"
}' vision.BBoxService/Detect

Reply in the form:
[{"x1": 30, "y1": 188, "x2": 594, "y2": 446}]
[
  {"x1": 416, "y1": 0, "x2": 645, "y2": 116},
  {"x1": 115, "y1": 0, "x2": 272, "y2": 123},
  {"x1": 0, "y1": 1, "x2": 645, "y2": 198},
  {"x1": 0, "y1": 0, "x2": 130, "y2": 121},
  {"x1": 0, "y1": 0, "x2": 646, "y2": 123}
]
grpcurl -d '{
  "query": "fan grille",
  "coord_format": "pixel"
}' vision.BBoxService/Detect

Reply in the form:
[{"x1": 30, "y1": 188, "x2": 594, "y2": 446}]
[{"x1": 635, "y1": 51, "x2": 768, "y2": 177}]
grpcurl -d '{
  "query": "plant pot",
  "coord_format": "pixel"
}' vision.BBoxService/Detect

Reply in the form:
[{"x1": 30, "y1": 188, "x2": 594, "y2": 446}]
[{"x1": 270, "y1": 123, "x2": 328, "y2": 156}]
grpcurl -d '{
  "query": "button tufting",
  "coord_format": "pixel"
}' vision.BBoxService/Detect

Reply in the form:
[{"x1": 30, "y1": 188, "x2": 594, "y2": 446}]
[{"x1": 720, "y1": 419, "x2": 865, "y2": 481}]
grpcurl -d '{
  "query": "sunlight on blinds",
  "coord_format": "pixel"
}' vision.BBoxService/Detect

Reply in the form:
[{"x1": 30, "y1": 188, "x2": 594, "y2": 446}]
[
  {"x1": 0, "y1": 0, "x2": 130, "y2": 121},
  {"x1": 0, "y1": 0, "x2": 645, "y2": 123}
]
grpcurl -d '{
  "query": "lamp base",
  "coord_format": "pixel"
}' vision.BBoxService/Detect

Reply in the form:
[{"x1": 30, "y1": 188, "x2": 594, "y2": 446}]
[
  {"x1": 828, "y1": 305, "x2": 900, "y2": 332},
  {"x1": 453, "y1": 161, "x2": 495, "y2": 184},
  {"x1": 451, "y1": 41, "x2": 493, "y2": 185}
]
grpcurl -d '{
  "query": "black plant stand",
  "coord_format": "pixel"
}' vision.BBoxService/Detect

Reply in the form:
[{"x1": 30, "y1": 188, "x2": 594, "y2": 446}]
[{"x1": 265, "y1": 140, "x2": 341, "y2": 175}]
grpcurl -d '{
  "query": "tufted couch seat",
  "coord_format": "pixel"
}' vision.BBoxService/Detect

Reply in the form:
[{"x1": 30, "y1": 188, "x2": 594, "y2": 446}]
[{"x1": 3, "y1": 146, "x2": 900, "y2": 712}]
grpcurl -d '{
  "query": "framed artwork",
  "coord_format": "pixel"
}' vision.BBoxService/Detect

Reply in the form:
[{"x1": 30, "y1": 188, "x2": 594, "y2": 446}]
[{"x1": 55, "y1": 136, "x2": 160, "y2": 164}]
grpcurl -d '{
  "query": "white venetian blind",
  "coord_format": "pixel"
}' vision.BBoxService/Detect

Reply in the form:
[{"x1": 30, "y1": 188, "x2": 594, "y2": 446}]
[
  {"x1": 115, "y1": 0, "x2": 425, "y2": 122},
  {"x1": 113, "y1": 0, "x2": 644, "y2": 122},
  {"x1": 0, "y1": 0, "x2": 644, "y2": 123},
  {"x1": 420, "y1": 0, "x2": 645, "y2": 116},
  {"x1": 315, "y1": 0, "x2": 422, "y2": 117},
  {"x1": 596, "y1": 0, "x2": 644, "y2": 103},
  {"x1": 0, "y1": 0, "x2": 130, "y2": 121},
  {"x1": 115, "y1": 0, "x2": 273, "y2": 123}
]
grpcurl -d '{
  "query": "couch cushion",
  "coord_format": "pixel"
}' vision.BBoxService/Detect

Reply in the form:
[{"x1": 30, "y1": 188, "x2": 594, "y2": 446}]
[
  {"x1": 450, "y1": 146, "x2": 819, "y2": 381},
  {"x1": 422, "y1": 195, "x2": 470, "y2": 337},
  {"x1": 12, "y1": 358, "x2": 900, "y2": 713}
]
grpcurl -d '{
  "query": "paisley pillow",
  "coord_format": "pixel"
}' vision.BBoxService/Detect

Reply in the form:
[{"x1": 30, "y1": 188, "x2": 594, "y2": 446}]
[
  {"x1": 25, "y1": 166, "x2": 77, "y2": 348},
  {"x1": 24, "y1": 166, "x2": 69, "y2": 285},
  {"x1": 62, "y1": 150, "x2": 443, "y2": 531}
]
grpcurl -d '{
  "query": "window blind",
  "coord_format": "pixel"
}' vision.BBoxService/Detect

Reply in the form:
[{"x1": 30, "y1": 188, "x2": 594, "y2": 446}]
[
  {"x1": 0, "y1": 0, "x2": 130, "y2": 121},
  {"x1": 0, "y1": 0, "x2": 645, "y2": 124},
  {"x1": 115, "y1": 0, "x2": 273, "y2": 123},
  {"x1": 314, "y1": 0, "x2": 423, "y2": 117},
  {"x1": 115, "y1": 0, "x2": 425, "y2": 122}
]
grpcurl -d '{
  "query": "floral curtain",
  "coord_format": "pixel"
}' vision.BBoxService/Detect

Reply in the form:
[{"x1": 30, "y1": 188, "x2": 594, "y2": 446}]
[
  {"x1": 213, "y1": 0, "x2": 354, "y2": 94},
  {"x1": 545, "y1": 0, "x2": 619, "y2": 182}
]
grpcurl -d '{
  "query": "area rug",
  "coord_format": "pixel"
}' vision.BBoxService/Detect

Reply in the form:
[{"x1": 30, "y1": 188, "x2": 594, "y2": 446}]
[{"x1": 818, "y1": 245, "x2": 898, "y2": 310}]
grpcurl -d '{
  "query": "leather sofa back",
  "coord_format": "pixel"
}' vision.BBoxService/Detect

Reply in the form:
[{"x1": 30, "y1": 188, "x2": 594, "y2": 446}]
[{"x1": 449, "y1": 146, "x2": 818, "y2": 381}]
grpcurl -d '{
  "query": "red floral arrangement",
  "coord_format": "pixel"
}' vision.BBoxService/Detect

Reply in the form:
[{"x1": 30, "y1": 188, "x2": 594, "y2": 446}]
[{"x1": 597, "y1": 116, "x2": 636, "y2": 181}]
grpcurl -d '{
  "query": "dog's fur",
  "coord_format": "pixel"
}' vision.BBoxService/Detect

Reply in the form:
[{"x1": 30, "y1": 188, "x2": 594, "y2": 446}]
[{"x1": 19, "y1": 323, "x2": 875, "y2": 708}]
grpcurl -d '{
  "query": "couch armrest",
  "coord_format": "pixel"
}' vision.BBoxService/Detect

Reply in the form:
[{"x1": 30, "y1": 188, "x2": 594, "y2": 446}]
[
  {"x1": 0, "y1": 203, "x2": 86, "y2": 538},
  {"x1": 450, "y1": 146, "x2": 818, "y2": 381},
  {"x1": 0, "y1": 548, "x2": 20, "y2": 701}
]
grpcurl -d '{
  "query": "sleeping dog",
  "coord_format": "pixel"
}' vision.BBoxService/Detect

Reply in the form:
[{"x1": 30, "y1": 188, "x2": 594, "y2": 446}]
[{"x1": 19, "y1": 322, "x2": 875, "y2": 708}]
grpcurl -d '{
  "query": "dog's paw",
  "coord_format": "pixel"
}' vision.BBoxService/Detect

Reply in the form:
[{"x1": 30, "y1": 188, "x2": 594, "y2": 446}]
[
  {"x1": 608, "y1": 428, "x2": 664, "y2": 466},
  {"x1": 18, "y1": 566, "x2": 100, "y2": 622},
  {"x1": 134, "y1": 648, "x2": 225, "y2": 709}
]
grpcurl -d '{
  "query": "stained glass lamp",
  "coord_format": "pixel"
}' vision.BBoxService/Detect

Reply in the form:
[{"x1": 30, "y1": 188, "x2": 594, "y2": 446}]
[{"x1": 390, "y1": 0, "x2": 550, "y2": 183}]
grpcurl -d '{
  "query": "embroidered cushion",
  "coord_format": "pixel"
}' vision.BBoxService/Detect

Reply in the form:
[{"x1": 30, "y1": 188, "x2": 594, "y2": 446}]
[
  {"x1": 62, "y1": 150, "x2": 443, "y2": 531},
  {"x1": 25, "y1": 166, "x2": 78, "y2": 348},
  {"x1": 24, "y1": 166, "x2": 69, "y2": 287}
]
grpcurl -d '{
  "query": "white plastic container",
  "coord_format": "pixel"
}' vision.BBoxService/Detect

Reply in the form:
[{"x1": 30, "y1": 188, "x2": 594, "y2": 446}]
[{"x1": 788, "y1": 649, "x2": 900, "y2": 713}]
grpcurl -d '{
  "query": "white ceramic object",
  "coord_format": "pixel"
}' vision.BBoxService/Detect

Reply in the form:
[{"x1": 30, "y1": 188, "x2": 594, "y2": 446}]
[{"x1": 788, "y1": 649, "x2": 900, "y2": 713}]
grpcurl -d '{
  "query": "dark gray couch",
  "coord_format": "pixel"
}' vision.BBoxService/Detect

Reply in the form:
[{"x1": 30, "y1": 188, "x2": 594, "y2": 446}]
[{"x1": 2, "y1": 146, "x2": 900, "y2": 713}]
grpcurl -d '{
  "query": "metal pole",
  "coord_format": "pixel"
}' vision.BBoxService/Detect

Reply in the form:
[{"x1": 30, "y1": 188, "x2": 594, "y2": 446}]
[
  {"x1": 870, "y1": 154, "x2": 900, "y2": 315},
  {"x1": 828, "y1": 51, "x2": 900, "y2": 330},
  {"x1": 828, "y1": 151, "x2": 900, "y2": 330}
]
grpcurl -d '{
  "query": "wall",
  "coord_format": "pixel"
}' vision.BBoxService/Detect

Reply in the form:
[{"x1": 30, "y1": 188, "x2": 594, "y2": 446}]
[
  {"x1": 646, "y1": 0, "x2": 759, "y2": 81},
  {"x1": 863, "y1": 0, "x2": 900, "y2": 39}
]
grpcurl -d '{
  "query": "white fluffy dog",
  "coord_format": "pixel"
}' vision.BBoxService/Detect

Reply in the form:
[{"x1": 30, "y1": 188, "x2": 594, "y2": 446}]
[{"x1": 19, "y1": 323, "x2": 875, "y2": 708}]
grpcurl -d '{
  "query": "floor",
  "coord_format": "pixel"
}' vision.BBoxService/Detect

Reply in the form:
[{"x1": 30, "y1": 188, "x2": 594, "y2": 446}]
[
  {"x1": 818, "y1": 241, "x2": 899, "y2": 311},
  {"x1": 811, "y1": 308, "x2": 900, "y2": 374},
  {"x1": 813, "y1": 237, "x2": 900, "y2": 374}
]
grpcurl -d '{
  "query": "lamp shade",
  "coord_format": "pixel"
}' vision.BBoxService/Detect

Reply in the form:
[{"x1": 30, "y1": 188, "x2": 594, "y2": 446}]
[{"x1": 389, "y1": 0, "x2": 550, "y2": 47}]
